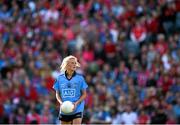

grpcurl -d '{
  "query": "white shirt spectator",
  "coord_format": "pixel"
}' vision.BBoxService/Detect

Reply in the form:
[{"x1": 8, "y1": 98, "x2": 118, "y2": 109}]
[
  {"x1": 41, "y1": 7, "x2": 59, "y2": 22},
  {"x1": 110, "y1": 28, "x2": 119, "y2": 43},
  {"x1": 121, "y1": 111, "x2": 138, "y2": 125},
  {"x1": 111, "y1": 113, "x2": 122, "y2": 124},
  {"x1": 162, "y1": 53, "x2": 171, "y2": 71}
]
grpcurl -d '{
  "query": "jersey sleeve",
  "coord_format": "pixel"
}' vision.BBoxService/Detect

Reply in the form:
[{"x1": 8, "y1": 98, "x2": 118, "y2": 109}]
[
  {"x1": 81, "y1": 76, "x2": 88, "y2": 90},
  {"x1": 52, "y1": 78, "x2": 59, "y2": 91}
]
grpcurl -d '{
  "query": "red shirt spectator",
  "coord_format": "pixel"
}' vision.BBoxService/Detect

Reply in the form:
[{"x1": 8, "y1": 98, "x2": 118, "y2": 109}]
[
  {"x1": 0, "y1": 104, "x2": 3, "y2": 117},
  {"x1": 0, "y1": 86, "x2": 8, "y2": 103},
  {"x1": 166, "y1": 117, "x2": 176, "y2": 125},
  {"x1": 138, "y1": 110, "x2": 149, "y2": 124},
  {"x1": 158, "y1": 73, "x2": 173, "y2": 93},
  {"x1": 130, "y1": 21, "x2": 147, "y2": 43},
  {"x1": 45, "y1": 76, "x2": 55, "y2": 91},
  {"x1": 26, "y1": 111, "x2": 40, "y2": 124},
  {"x1": 82, "y1": 45, "x2": 95, "y2": 62},
  {"x1": 50, "y1": 22, "x2": 64, "y2": 41},
  {"x1": 137, "y1": 70, "x2": 149, "y2": 87},
  {"x1": 0, "y1": 22, "x2": 4, "y2": 33},
  {"x1": 120, "y1": 4, "x2": 136, "y2": 22},
  {"x1": 86, "y1": 87, "x2": 94, "y2": 109},
  {"x1": 155, "y1": 34, "x2": 168, "y2": 55},
  {"x1": 64, "y1": 28, "x2": 75, "y2": 42},
  {"x1": 77, "y1": 1, "x2": 86, "y2": 15},
  {"x1": 146, "y1": 11, "x2": 159, "y2": 33},
  {"x1": 104, "y1": 40, "x2": 116, "y2": 55},
  {"x1": 19, "y1": 78, "x2": 38, "y2": 101},
  {"x1": 175, "y1": 0, "x2": 180, "y2": 12}
]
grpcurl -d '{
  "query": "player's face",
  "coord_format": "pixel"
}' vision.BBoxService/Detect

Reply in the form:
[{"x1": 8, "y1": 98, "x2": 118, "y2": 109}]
[{"x1": 67, "y1": 58, "x2": 77, "y2": 71}]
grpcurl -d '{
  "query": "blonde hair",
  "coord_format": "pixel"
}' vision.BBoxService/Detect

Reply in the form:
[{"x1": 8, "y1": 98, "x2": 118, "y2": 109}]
[{"x1": 60, "y1": 55, "x2": 80, "y2": 72}]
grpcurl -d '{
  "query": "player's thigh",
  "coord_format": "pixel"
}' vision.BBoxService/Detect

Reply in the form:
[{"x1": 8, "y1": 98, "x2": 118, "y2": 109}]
[
  {"x1": 72, "y1": 118, "x2": 82, "y2": 124},
  {"x1": 61, "y1": 120, "x2": 72, "y2": 125}
]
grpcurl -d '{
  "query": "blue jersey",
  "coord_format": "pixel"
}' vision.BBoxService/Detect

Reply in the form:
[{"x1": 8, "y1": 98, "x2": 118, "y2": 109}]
[{"x1": 53, "y1": 72, "x2": 88, "y2": 115}]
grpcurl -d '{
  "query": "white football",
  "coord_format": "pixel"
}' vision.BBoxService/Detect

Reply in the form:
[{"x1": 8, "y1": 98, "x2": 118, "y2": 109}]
[{"x1": 61, "y1": 101, "x2": 74, "y2": 114}]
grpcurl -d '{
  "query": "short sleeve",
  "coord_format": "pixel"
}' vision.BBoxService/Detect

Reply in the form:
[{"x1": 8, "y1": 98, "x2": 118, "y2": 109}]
[
  {"x1": 81, "y1": 76, "x2": 88, "y2": 90},
  {"x1": 53, "y1": 79, "x2": 59, "y2": 91}
]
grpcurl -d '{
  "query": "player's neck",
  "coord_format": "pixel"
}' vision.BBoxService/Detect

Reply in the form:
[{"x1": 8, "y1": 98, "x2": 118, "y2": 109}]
[{"x1": 66, "y1": 70, "x2": 74, "y2": 77}]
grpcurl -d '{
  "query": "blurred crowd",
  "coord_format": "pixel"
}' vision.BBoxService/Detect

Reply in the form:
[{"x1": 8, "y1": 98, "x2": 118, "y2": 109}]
[{"x1": 0, "y1": 0, "x2": 180, "y2": 124}]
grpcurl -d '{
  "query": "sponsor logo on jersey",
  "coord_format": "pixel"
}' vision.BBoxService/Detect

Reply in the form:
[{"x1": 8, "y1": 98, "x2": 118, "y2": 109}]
[{"x1": 62, "y1": 89, "x2": 75, "y2": 98}]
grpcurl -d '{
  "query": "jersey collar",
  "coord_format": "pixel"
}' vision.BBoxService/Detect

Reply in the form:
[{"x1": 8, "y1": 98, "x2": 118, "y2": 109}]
[{"x1": 64, "y1": 71, "x2": 76, "y2": 80}]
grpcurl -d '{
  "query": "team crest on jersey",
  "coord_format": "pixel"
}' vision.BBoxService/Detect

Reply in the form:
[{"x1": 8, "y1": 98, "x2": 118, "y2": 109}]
[{"x1": 62, "y1": 89, "x2": 75, "y2": 98}]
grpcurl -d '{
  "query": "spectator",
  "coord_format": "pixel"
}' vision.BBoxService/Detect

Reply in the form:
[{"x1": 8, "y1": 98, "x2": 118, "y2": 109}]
[
  {"x1": 150, "y1": 106, "x2": 167, "y2": 124},
  {"x1": 121, "y1": 104, "x2": 138, "y2": 125},
  {"x1": 130, "y1": 19, "x2": 147, "y2": 45}
]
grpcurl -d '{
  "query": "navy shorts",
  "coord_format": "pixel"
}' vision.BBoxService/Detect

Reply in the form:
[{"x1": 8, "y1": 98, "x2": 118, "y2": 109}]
[{"x1": 59, "y1": 112, "x2": 83, "y2": 122}]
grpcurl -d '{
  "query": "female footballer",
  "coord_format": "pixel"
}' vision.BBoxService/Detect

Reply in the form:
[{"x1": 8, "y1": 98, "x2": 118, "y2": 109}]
[{"x1": 53, "y1": 55, "x2": 88, "y2": 124}]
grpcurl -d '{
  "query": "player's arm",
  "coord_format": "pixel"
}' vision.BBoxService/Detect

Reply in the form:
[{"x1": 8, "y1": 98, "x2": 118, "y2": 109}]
[
  {"x1": 76, "y1": 89, "x2": 87, "y2": 105},
  {"x1": 73, "y1": 89, "x2": 87, "y2": 109},
  {"x1": 73, "y1": 75, "x2": 88, "y2": 109},
  {"x1": 55, "y1": 90, "x2": 63, "y2": 105}
]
